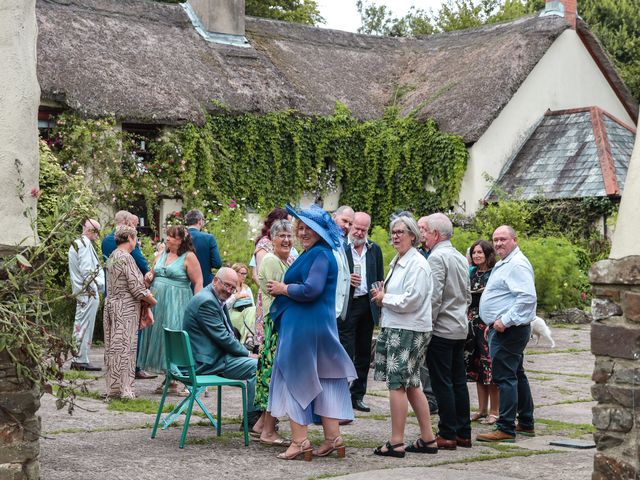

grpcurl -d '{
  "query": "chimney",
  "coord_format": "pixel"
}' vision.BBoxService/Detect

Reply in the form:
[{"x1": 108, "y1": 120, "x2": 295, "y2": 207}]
[
  {"x1": 543, "y1": 0, "x2": 577, "y2": 29},
  {"x1": 188, "y1": 0, "x2": 245, "y2": 36}
]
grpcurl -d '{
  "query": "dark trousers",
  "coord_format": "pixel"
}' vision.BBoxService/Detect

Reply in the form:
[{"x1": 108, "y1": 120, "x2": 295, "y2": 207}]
[
  {"x1": 135, "y1": 330, "x2": 143, "y2": 373},
  {"x1": 420, "y1": 362, "x2": 438, "y2": 410},
  {"x1": 338, "y1": 296, "x2": 374, "y2": 401},
  {"x1": 426, "y1": 335, "x2": 471, "y2": 440},
  {"x1": 488, "y1": 325, "x2": 534, "y2": 436}
]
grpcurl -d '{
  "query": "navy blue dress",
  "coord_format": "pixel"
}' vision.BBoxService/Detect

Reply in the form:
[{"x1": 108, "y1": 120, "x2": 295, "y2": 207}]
[{"x1": 268, "y1": 242, "x2": 356, "y2": 425}]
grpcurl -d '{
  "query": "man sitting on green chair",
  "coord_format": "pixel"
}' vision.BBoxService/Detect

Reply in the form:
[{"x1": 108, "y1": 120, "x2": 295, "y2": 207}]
[{"x1": 182, "y1": 267, "x2": 260, "y2": 426}]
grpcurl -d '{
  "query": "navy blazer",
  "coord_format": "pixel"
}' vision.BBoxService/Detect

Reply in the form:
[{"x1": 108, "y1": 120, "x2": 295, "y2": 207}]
[
  {"x1": 182, "y1": 284, "x2": 249, "y2": 375},
  {"x1": 188, "y1": 227, "x2": 222, "y2": 286},
  {"x1": 101, "y1": 232, "x2": 149, "y2": 274},
  {"x1": 345, "y1": 239, "x2": 384, "y2": 324}
]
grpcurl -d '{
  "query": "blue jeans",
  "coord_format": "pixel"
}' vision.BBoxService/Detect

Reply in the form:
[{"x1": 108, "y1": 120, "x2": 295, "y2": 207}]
[
  {"x1": 489, "y1": 325, "x2": 534, "y2": 436},
  {"x1": 426, "y1": 335, "x2": 471, "y2": 440}
]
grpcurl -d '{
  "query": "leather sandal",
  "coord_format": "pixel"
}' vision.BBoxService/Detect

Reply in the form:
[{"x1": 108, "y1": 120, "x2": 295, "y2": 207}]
[
  {"x1": 481, "y1": 414, "x2": 499, "y2": 425},
  {"x1": 405, "y1": 437, "x2": 438, "y2": 454},
  {"x1": 260, "y1": 435, "x2": 291, "y2": 447},
  {"x1": 470, "y1": 412, "x2": 488, "y2": 422},
  {"x1": 312, "y1": 436, "x2": 345, "y2": 458},
  {"x1": 276, "y1": 438, "x2": 313, "y2": 461},
  {"x1": 373, "y1": 441, "x2": 405, "y2": 458}
]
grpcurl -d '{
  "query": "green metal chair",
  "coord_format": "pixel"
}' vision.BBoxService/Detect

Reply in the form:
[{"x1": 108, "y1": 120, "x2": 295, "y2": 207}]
[{"x1": 151, "y1": 328, "x2": 249, "y2": 448}]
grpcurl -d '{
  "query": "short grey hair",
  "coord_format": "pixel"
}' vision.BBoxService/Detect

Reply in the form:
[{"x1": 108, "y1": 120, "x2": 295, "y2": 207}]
[
  {"x1": 390, "y1": 215, "x2": 421, "y2": 248},
  {"x1": 114, "y1": 225, "x2": 137, "y2": 245},
  {"x1": 114, "y1": 210, "x2": 131, "y2": 226},
  {"x1": 423, "y1": 213, "x2": 453, "y2": 239},
  {"x1": 270, "y1": 219, "x2": 293, "y2": 238},
  {"x1": 185, "y1": 209, "x2": 204, "y2": 226},
  {"x1": 334, "y1": 205, "x2": 354, "y2": 216}
]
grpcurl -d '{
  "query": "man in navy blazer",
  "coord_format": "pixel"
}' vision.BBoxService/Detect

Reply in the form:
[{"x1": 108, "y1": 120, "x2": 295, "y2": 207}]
[
  {"x1": 339, "y1": 212, "x2": 384, "y2": 413},
  {"x1": 185, "y1": 209, "x2": 222, "y2": 286},
  {"x1": 182, "y1": 267, "x2": 259, "y2": 419}
]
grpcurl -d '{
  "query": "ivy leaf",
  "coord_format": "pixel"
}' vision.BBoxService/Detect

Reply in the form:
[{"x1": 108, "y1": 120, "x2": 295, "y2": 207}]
[{"x1": 16, "y1": 254, "x2": 32, "y2": 268}]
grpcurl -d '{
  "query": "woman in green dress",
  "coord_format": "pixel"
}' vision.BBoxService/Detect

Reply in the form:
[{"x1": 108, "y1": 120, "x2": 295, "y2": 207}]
[
  {"x1": 139, "y1": 225, "x2": 203, "y2": 393},
  {"x1": 251, "y1": 219, "x2": 293, "y2": 445}
]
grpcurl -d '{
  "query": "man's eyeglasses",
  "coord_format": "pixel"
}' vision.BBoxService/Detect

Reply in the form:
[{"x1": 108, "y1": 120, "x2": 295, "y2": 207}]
[{"x1": 219, "y1": 280, "x2": 237, "y2": 293}]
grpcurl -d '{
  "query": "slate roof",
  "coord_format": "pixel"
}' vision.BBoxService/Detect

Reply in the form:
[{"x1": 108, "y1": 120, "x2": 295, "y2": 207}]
[
  {"x1": 36, "y1": 0, "x2": 638, "y2": 144},
  {"x1": 491, "y1": 107, "x2": 636, "y2": 200}
]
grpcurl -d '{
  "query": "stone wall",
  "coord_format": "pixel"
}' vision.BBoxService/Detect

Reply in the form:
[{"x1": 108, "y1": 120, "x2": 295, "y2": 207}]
[
  {"x1": 590, "y1": 256, "x2": 640, "y2": 480},
  {"x1": 0, "y1": 352, "x2": 40, "y2": 480}
]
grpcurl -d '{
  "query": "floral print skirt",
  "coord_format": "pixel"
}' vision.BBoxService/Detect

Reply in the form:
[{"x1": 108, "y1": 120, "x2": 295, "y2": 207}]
[
  {"x1": 374, "y1": 327, "x2": 431, "y2": 390},
  {"x1": 254, "y1": 313, "x2": 278, "y2": 410}
]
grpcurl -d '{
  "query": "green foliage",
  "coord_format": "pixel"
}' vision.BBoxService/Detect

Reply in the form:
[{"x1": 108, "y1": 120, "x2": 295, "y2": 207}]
[
  {"x1": 0, "y1": 151, "x2": 96, "y2": 397},
  {"x1": 245, "y1": 0, "x2": 324, "y2": 25},
  {"x1": 519, "y1": 236, "x2": 589, "y2": 311},
  {"x1": 450, "y1": 228, "x2": 484, "y2": 257},
  {"x1": 472, "y1": 200, "x2": 531, "y2": 239},
  {"x1": 369, "y1": 225, "x2": 395, "y2": 275},
  {"x1": 148, "y1": 104, "x2": 468, "y2": 228}
]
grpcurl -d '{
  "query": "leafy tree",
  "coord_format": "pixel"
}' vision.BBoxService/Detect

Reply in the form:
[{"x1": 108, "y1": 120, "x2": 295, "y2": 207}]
[{"x1": 153, "y1": 0, "x2": 324, "y2": 25}]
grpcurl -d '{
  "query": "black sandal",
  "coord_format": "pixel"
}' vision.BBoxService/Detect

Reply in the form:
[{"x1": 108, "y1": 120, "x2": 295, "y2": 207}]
[
  {"x1": 405, "y1": 437, "x2": 438, "y2": 454},
  {"x1": 373, "y1": 441, "x2": 405, "y2": 458}
]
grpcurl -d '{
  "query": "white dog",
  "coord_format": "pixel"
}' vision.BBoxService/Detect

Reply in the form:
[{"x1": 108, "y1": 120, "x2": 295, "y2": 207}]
[{"x1": 530, "y1": 316, "x2": 555, "y2": 348}]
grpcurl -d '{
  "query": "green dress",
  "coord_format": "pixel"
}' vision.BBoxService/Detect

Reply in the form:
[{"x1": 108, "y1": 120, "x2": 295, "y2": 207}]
[
  {"x1": 138, "y1": 251, "x2": 192, "y2": 373},
  {"x1": 254, "y1": 253, "x2": 289, "y2": 410}
]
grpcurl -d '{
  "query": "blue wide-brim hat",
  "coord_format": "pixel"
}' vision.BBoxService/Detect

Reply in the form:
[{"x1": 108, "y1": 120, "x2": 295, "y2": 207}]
[{"x1": 285, "y1": 203, "x2": 343, "y2": 250}]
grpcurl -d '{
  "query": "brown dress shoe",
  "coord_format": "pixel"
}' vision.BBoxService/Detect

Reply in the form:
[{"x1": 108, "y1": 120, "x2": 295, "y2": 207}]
[
  {"x1": 515, "y1": 425, "x2": 536, "y2": 437},
  {"x1": 436, "y1": 436, "x2": 457, "y2": 450},
  {"x1": 456, "y1": 437, "x2": 472, "y2": 448},
  {"x1": 476, "y1": 430, "x2": 515, "y2": 443}
]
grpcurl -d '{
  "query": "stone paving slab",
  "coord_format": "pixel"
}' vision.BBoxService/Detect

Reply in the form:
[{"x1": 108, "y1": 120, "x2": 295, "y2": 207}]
[{"x1": 40, "y1": 325, "x2": 597, "y2": 479}]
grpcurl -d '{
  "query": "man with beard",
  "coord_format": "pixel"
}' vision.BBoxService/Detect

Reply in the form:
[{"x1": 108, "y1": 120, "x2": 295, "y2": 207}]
[{"x1": 339, "y1": 212, "x2": 384, "y2": 412}]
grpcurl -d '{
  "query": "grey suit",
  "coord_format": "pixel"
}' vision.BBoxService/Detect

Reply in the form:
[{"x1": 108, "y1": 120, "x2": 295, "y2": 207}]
[{"x1": 182, "y1": 284, "x2": 258, "y2": 412}]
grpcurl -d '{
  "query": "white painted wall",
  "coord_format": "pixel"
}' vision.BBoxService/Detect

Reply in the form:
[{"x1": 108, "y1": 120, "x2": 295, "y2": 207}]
[
  {"x1": 158, "y1": 198, "x2": 183, "y2": 239},
  {"x1": 610, "y1": 120, "x2": 640, "y2": 258},
  {"x1": 0, "y1": 0, "x2": 40, "y2": 249},
  {"x1": 459, "y1": 29, "x2": 635, "y2": 214}
]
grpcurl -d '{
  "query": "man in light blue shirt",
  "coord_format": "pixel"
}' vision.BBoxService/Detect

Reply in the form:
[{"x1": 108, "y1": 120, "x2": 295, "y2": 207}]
[{"x1": 476, "y1": 225, "x2": 536, "y2": 443}]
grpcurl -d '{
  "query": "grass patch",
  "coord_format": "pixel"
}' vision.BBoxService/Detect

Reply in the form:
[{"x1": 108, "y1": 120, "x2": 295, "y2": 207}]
[
  {"x1": 184, "y1": 431, "x2": 243, "y2": 446},
  {"x1": 527, "y1": 369, "x2": 591, "y2": 379},
  {"x1": 308, "y1": 474, "x2": 343, "y2": 480},
  {"x1": 340, "y1": 434, "x2": 380, "y2": 449},
  {"x1": 537, "y1": 397, "x2": 593, "y2": 407},
  {"x1": 107, "y1": 398, "x2": 177, "y2": 415},
  {"x1": 429, "y1": 448, "x2": 561, "y2": 466},
  {"x1": 530, "y1": 375, "x2": 554, "y2": 381},
  {"x1": 536, "y1": 418, "x2": 596, "y2": 438},
  {"x1": 63, "y1": 370, "x2": 99, "y2": 381},
  {"x1": 361, "y1": 413, "x2": 389, "y2": 421},
  {"x1": 552, "y1": 323, "x2": 586, "y2": 330},
  {"x1": 527, "y1": 348, "x2": 590, "y2": 355},
  {"x1": 46, "y1": 423, "x2": 154, "y2": 435}
]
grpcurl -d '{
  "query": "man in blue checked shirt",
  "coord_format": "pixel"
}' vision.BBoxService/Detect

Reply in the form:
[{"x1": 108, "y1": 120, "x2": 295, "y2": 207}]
[{"x1": 476, "y1": 225, "x2": 537, "y2": 443}]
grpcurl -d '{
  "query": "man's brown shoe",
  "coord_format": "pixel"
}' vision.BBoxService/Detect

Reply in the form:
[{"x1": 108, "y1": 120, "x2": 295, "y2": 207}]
[
  {"x1": 436, "y1": 436, "x2": 457, "y2": 450},
  {"x1": 456, "y1": 437, "x2": 472, "y2": 448},
  {"x1": 515, "y1": 425, "x2": 535, "y2": 437},
  {"x1": 476, "y1": 430, "x2": 515, "y2": 443}
]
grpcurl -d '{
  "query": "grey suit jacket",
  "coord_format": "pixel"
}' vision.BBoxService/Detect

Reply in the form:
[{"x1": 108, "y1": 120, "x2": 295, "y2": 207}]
[{"x1": 182, "y1": 284, "x2": 249, "y2": 374}]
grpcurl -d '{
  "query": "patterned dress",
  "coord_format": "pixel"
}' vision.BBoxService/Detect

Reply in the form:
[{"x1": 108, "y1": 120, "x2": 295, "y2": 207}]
[
  {"x1": 138, "y1": 251, "x2": 193, "y2": 373},
  {"x1": 254, "y1": 253, "x2": 288, "y2": 410},
  {"x1": 103, "y1": 249, "x2": 151, "y2": 399},
  {"x1": 466, "y1": 268, "x2": 494, "y2": 384},
  {"x1": 253, "y1": 236, "x2": 273, "y2": 345}
]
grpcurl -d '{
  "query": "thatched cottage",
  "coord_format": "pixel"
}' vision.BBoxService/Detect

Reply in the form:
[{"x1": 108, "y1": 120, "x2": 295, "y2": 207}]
[{"x1": 36, "y1": 0, "x2": 637, "y2": 221}]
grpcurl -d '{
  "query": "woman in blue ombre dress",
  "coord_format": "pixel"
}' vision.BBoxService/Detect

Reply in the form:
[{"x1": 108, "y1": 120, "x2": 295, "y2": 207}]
[{"x1": 267, "y1": 204, "x2": 356, "y2": 461}]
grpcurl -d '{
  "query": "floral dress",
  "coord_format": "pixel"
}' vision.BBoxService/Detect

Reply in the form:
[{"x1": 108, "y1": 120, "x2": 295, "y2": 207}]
[{"x1": 466, "y1": 268, "x2": 493, "y2": 384}]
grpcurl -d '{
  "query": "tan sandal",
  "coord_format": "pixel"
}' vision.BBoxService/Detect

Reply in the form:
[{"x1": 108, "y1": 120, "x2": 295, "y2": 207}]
[
  {"x1": 312, "y1": 436, "x2": 346, "y2": 458},
  {"x1": 481, "y1": 414, "x2": 499, "y2": 425},
  {"x1": 277, "y1": 438, "x2": 312, "y2": 461},
  {"x1": 470, "y1": 412, "x2": 488, "y2": 422},
  {"x1": 260, "y1": 435, "x2": 291, "y2": 446}
]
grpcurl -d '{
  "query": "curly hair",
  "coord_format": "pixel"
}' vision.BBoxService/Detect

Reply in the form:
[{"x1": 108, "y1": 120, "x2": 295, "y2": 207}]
[
  {"x1": 255, "y1": 208, "x2": 289, "y2": 244},
  {"x1": 166, "y1": 225, "x2": 195, "y2": 256},
  {"x1": 114, "y1": 225, "x2": 137, "y2": 245},
  {"x1": 469, "y1": 239, "x2": 496, "y2": 269}
]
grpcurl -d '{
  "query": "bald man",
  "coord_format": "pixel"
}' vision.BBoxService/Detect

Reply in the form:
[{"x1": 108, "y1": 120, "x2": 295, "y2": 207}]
[
  {"x1": 183, "y1": 267, "x2": 260, "y2": 425},
  {"x1": 68, "y1": 218, "x2": 105, "y2": 371}
]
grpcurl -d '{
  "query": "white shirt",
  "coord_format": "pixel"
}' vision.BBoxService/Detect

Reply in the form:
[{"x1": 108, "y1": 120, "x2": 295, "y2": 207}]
[
  {"x1": 349, "y1": 241, "x2": 368, "y2": 297},
  {"x1": 381, "y1": 247, "x2": 433, "y2": 332},
  {"x1": 68, "y1": 235, "x2": 105, "y2": 296},
  {"x1": 334, "y1": 244, "x2": 350, "y2": 320}
]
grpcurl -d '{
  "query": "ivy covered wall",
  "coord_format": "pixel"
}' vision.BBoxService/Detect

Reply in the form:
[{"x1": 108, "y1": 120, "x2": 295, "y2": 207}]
[{"x1": 51, "y1": 103, "x2": 469, "y2": 227}]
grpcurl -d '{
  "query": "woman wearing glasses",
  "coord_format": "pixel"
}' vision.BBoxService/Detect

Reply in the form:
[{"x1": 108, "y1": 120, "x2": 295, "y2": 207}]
[
  {"x1": 371, "y1": 214, "x2": 438, "y2": 457},
  {"x1": 138, "y1": 225, "x2": 203, "y2": 394}
]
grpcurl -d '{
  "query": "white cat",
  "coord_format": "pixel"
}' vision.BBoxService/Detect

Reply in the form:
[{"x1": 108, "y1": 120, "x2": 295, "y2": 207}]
[{"x1": 530, "y1": 316, "x2": 555, "y2": 348}]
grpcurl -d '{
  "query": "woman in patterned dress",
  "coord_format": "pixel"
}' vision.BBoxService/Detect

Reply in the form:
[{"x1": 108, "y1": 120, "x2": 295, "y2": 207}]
[
  {"x1": 371, "y1": 215, "x2": 438, "y2": 457},
  {"x1": 250, "y1": 220, "x2": 293, "y2": 445},
  {"x1": 251, "y1": 208, "x2": 297, "y2": 345},
  {"x1": 466, "y1": 240, "x2": 499, "y2": 425},
  {"x1": 138, "y1": 225, "x2": 203, "y2": 393},
  {"x1": 103, "y1": 226, "x2": 156, "y2": 400}
]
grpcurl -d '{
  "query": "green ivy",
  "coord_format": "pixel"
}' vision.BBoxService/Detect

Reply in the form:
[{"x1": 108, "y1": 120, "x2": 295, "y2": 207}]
[{"x1": 50, "y1": 105, "x2": 468, "y2": 229}]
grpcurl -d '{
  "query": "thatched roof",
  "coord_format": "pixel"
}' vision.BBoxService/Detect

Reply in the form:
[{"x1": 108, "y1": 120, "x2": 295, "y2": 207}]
[{"x1": 36, "y1": 0, "x2": 638, "y2": 144}]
